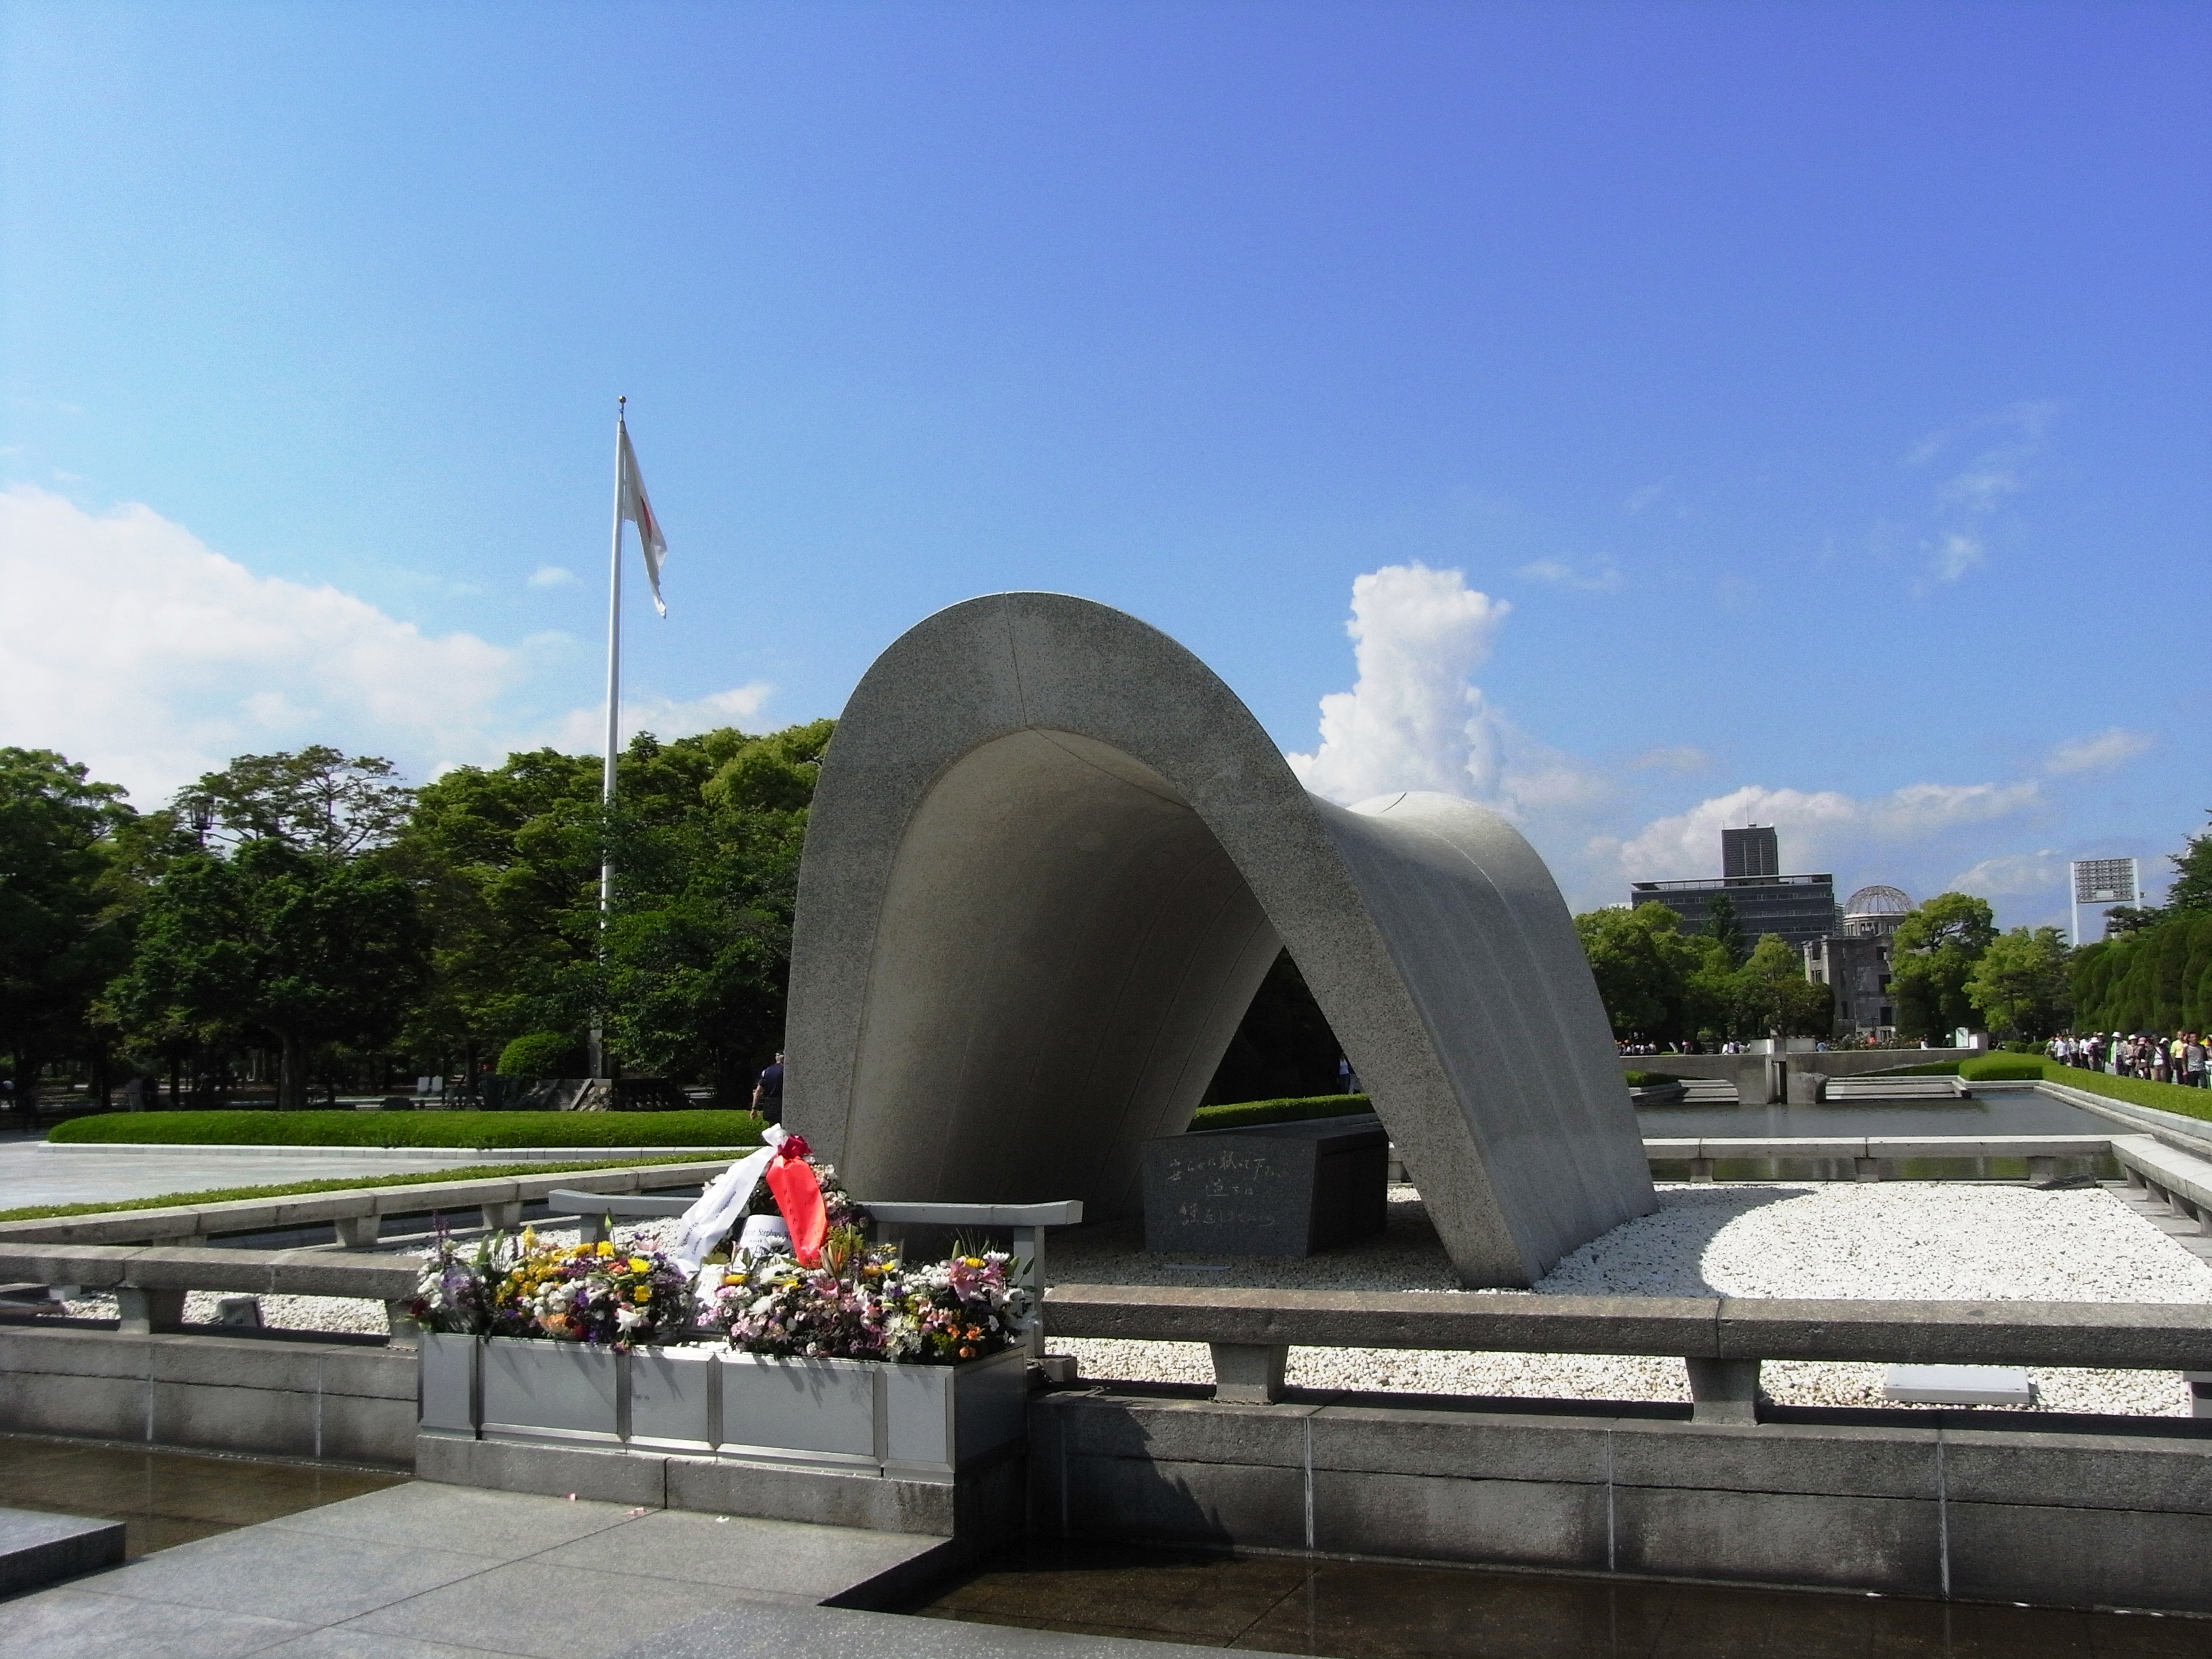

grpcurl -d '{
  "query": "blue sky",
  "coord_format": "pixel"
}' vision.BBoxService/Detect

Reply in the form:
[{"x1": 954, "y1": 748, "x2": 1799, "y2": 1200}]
[{"x1": 2, "y1": 1, "x2": 2205, "y2": 924}]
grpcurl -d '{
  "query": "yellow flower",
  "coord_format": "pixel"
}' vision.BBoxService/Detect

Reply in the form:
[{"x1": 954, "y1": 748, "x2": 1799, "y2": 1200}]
[
  {"x1": 633, "y1": 1288, "x2": 651, "y2": 1303},
  {"x1": 596, "y1": 1240, "x2": 615, "y2": 1258},
  {"x1": 628, "y1": 1257, "x2": 649, "y2": 1274}
]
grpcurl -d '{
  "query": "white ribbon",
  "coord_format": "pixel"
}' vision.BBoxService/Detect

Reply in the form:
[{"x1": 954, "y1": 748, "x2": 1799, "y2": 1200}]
[{"x1": 672, "y1": 1123, "x2": 787, "y2": 1273}]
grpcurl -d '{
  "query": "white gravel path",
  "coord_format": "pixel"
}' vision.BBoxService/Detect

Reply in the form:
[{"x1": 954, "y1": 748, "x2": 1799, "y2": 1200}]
[{"x1": 49, "y1": 1186, "x2": 2212, "y2": 1417}]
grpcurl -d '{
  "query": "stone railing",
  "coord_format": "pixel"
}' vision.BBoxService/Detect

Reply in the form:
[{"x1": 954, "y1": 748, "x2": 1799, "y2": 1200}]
[
  {"x1": 0, "y1": 1159, "x2": 731, "y2": 1249},
  {"x1": 1641, "y1": 1133, "x2": 2114, "y2": 1183},
  {"x1": 1042, "y1": 1281, "x2": 2212, "y2": 1420},
  {"x1": 0, "y1": 1243, "x2": 418, "y2": 1338}
]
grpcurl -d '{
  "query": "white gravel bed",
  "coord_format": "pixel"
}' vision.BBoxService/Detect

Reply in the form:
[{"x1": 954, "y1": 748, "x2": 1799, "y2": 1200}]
[
  {"x1": 1051, "y1": 1182, "x2": 2212, "y2": 1418},
  {"x1": 47, "y1": 1187, "x2": 2212, "y2": 1417}
]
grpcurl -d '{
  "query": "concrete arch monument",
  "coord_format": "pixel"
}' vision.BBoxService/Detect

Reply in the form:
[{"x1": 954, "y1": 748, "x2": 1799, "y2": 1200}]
[{"x1": 784, "y1": 592, "x2": 1654, "y2": 1286}]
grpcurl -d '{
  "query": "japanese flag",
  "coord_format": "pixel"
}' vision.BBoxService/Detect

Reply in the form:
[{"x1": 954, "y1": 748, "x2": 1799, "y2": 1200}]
[{"x1": 618, "y1": 422, "x2": 668, "y2": 616}]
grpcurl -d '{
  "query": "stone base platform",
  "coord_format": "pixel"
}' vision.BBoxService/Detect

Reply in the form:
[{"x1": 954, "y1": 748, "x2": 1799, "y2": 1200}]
[{"x1": 416, "y1": 1431, "x2": 1028, "y2": 1549}]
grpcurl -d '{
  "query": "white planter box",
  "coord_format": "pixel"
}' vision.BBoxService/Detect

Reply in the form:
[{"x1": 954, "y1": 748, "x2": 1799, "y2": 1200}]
[
  {"x1": 418, "y1": 1332, "x2": 479, "y2": 1435},
  {"x1": 717, "y1": 1354, "x2": 880, "y2": 1471},
  {"x1": 422, "y1": 1339, "x2": 1029, "y2": 1479},
  {"x1": 479, "y1": 1336, "x2": 622, "y2": 1444},
  {"x1": 880, "y1": 1345, "x2": 1029, "y2": 1481},
  {"x1": 630, "y1": 1345, "x2": 718, "y2": 1452}
]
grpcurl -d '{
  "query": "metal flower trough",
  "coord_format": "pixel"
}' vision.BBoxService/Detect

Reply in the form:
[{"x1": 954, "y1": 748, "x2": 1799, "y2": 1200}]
[{"x1": 422, "y1": 1336, "x2": 1033, "y2": 1482}]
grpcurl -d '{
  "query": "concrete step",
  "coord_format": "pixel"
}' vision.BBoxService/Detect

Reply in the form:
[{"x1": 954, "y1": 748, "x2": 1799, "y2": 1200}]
[{"x1": 0, "y1": 1505, "x2": 126, "y2": 1596}]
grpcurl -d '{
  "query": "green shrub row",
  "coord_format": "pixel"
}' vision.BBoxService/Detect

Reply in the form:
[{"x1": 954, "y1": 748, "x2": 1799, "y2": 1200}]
[
  {"x1": 1188, "y1": 1094, "x2": 1373, "y2": 1131},
  {"x1": 0, "y1": 1152, "x2": 732, "y2": 1225},
  {"x1": 46, "y1": 1109, "x2": 764, "y2": 1149},
  {"x1": 1623, "y1": 1071, "x2": 1684, "y2": 1088}
]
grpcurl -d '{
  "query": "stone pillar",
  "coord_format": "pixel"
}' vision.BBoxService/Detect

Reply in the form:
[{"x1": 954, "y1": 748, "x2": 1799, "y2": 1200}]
[
  {"x1": 1208, "y1": 1343, "x2": 1289, "y2": 1405},
  {"x1": 333, "y1": 1214, "x2": 380, "y2": 1249},
  {"x1": 115, "y1": 1287, "x2": 188, "y2": 1335},
  {"x1": 1685, "y1": 1357, "x2": 1760, "y2": 1425}
]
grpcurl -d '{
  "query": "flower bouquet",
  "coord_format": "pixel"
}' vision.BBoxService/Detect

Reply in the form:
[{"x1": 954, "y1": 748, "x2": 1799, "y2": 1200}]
[
  {"x1": 708, "y1": 1237, "x2": 1030, "y2": 1366},
  {"x1": 491, "y1": 1231, "x2": 695, "y2": 1351}
]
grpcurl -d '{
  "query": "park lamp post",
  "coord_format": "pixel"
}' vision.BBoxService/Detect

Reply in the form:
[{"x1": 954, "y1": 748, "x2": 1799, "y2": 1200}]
[{"x1": 186, "y1": 795, "x2": 214, "y2": 848}]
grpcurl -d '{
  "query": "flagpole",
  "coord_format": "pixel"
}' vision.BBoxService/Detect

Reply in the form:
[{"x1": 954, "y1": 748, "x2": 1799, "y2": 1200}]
[{"x1": 590, "y1": 396, "x2": 627, "y2": 1078}]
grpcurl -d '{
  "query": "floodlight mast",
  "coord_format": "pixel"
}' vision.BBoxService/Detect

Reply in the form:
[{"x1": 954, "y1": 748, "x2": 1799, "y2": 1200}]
[{"x1": 2070, "y1": 857, "x2": 2140, "y2": 948}]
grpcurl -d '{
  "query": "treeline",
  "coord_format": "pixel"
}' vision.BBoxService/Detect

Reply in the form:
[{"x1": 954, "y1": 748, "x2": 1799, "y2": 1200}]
[
  {"x1": 1573, "y1": 812, "x2": 2212, "y2": 1048},
  {"x1": 0, "y1": 723, "x2": 832, "y2": 1111},
  {"x1": 1572, "y1": 897, "x2": 1833, "y2": 1048},
  {"x1": 2070, "y1": 821, "x2": 2212, "y2": 1031}
]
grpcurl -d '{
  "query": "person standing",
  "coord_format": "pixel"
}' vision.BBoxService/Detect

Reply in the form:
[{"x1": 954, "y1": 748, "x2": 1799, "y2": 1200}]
[{"x1": 752, "y1": 1052, "x2": 785, "y2": 1125}]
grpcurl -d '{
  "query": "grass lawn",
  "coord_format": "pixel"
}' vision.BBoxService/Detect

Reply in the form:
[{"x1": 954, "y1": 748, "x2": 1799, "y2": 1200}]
[
  {"x1": 46, "y1": 1108, "x2": 764, "y2": 1149},
  {"x1": 0, "y1": 1151, "x2": 735, "y2": 1225},
  {"x1": 1188, "y1": 1094, "x2": 1372, "y2": 1130}
]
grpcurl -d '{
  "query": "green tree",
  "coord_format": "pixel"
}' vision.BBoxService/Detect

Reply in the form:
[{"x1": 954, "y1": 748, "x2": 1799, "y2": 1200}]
[
  {"x1": 1889, "y1": 892, "x2": 1997, "y2": 1042},
  {"x1": 390, "y1": 720, "x2": 834, "y2": 1095},
  {"x1": 1965, "y1": 926, "x2": 2073, "y2": 1040},
  {"x1": 1574, "y1": 903, "x2": 1705, "y2": 1044},
  {"x1": 1702, "y1": 893, "x2": 1745, "y2": 969},
  {"x1": 106, "y1": 750, "x2": 429, "y2": 1108},
  {"x1": 0, "y1": 748, "x2": 138, "y2": 1109},
  {"x1": 2166, "y1": 813, "x2": 2212, "y2": 914},
  {"x1": 1731, "y1": 934, "x2": 1834, "y2": 1040}
]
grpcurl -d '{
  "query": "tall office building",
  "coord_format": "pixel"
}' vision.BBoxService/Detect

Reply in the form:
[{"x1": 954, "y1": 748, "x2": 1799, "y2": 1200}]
[
  {"x1": 1722, "y1": 825, "x2": 1780, "y2": 879},
  {"x1": 1629, "y1": 827, "x2": 1839, "y2": 950}
]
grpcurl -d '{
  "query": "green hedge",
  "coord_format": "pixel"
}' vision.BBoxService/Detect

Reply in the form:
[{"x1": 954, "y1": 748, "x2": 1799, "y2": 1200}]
[
  {"x1": 1623, "y1": 1071, "x2": 1685, "y2": 1088},
  {"x1": 1189, "y1": 1094, "x2": 1372, "y2": 1131},
  {"x1": 47, "y1": 1109, "x2": 764, "y2": 1149},
  {"x1": 0, "y1": 1153, "x2": 733, "y2": 1225}
]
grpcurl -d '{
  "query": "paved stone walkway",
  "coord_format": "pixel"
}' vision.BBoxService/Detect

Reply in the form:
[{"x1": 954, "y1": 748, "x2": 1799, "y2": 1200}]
[
  {"x1": 0, "y1": 1137, "x2": 463, "y2": 1211},
  {"x1": 0, "y1": 1481, "x2": 951, "y2": 1659}
]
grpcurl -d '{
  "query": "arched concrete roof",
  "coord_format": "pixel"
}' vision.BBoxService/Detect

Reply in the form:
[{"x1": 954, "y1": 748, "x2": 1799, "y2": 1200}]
[{"x1": 784, "y1": 592, "x2": 1654, "y2": 1286}]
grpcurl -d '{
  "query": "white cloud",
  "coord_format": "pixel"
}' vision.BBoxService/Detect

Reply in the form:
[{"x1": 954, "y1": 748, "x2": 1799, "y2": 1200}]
[
  {"x1": 1595, "y1": 779, "x2": 2041, "y2": 882},
  {"x1": 1285, "y1": 562, "x2": 1509, "y2": 802},
  {"x1": 548, "y1": 682, "x2": 777, "y2": 753},
  {"x1": 527, "y1": 564, "x2": 577, "y2": 588},
  {"x1": 1909, "y1": 402, "x2": 2057, "y2": 583},
  {"x1": 2045, "y1": 727, "x2": 2153, "y2": 775},
  {"x1": 1949, "y1": 850, "x2": 2066, "y2": 899},
  {"x1": 1930, "y1": 533, "x2": 1984, "y2": 581},
  {"x1": 1515, "y1": 558, "x2": 1620, "y2": 592},
  {"x1": 0, "y1": 487, "x2": 513, "y2": 803},
  {"x1": 1285, "y1": 562, "x2": 1610, "y2": 819}
]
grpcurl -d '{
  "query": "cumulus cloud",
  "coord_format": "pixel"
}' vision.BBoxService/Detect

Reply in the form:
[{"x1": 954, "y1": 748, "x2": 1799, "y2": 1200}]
[
  {"x1": 547, "y1": 682, "x2": 777, "y2": 753},
  {"x1": 527, "y1": 564, "x2": 577, "y2": 588},
  {"x1": 2045, "y1": 727, "x2": 2153, "y2": 775},
  {"x1": 1595, "y1": 779, "x2": 2041, "y2": 882},
  {"x1": 0, "y1": 488, "x2": 783, "y2": 805},
  {"x1": 1285, "y1": 562, "x2": 1609, "y2": 819},
  {"x1": 0, "y1": 487, "x2": 514, "y2": 802}
]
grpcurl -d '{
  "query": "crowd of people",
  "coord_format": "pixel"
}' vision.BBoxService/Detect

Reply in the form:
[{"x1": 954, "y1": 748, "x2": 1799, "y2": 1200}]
[{"x1": 2047, "y1": 1031, "x2": 2209, "y2": 1086}]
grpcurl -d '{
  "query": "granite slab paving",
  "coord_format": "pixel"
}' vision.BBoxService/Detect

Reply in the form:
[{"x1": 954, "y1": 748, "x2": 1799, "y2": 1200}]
[{"x1": 0, "y1": 1481, "x2": 954, "y2": 1659}]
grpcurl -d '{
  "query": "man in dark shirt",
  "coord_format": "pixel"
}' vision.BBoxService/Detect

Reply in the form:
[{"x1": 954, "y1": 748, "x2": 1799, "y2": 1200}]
[{"x1": 752, "y1": 1052, "x2": 785, "y2": 1124}]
